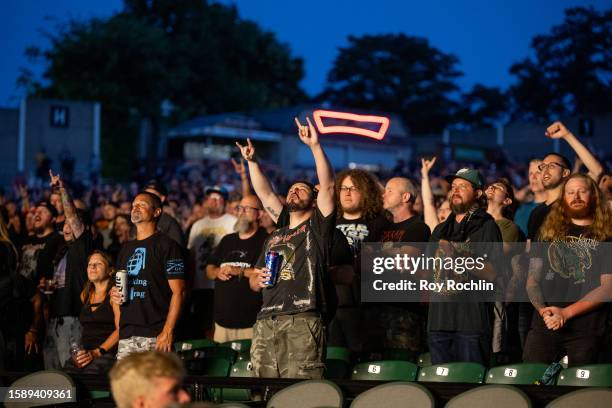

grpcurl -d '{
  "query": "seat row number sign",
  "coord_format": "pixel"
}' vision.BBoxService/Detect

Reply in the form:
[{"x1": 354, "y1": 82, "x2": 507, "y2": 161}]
[
  {"x1": 368, "y1": 365, "x2": 381, "y2": 374},
  {"x1": 436, "y1": 367, "x2": 449, "y2": 376},
  {"x1": 504, "y1": 368, "x2": 518, "y2": 378},
  {"x1": 576, "y1": 370, "x2": 590, "y2": 379}
]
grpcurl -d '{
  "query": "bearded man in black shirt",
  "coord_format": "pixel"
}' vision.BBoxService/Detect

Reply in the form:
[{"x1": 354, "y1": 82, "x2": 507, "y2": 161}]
[
  {"x1": 111, "y1": 192, "x2": 185, "y2": 359},
  {"x1": 206, "y1": 194, "x2": 266, "y2": 342},
  {"x1": 236, "y1": 116, "x2": 336, "y2": 379},
  {"x1": 524, "y1": 174, "x2": 612, "y2": 366}
]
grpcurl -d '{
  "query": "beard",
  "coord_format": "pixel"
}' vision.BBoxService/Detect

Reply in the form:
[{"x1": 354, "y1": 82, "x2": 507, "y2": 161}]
[
  {"x1": 562, "y1": 199, "x2": 594, "y2": 219},
  {"x1": 287, "y1": 198, "x2": 313, "y2": 212},
  {"x1": 449, "y1": 195, "x2": 473, "y2": 214},
  {"x1": 233, "y1": 217, "x2": 254, "y2": 233}
]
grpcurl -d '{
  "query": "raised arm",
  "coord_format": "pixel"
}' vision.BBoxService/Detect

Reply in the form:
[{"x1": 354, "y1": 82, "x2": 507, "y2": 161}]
[
  {"x1": 545, "y1": 121, "x2": 603, "y2": 181},
  {"x1": 294, "y1": 117, "x2": 335, "y2": 217},
  {"x1": 50, "y1": 170, "x2": 84, "y2": 239},
  {"x1": 236, "y1": 139, "x2": 283, "y2": 223},
  {"x1": 420, "y1": 157, "x2": 440, "y2": 232},
  {"x1": 231, "y1": 158, "x2": 252, "y2": 197}
]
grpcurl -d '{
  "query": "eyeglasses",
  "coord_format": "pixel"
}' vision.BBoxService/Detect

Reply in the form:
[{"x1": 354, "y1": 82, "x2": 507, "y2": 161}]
[
  {"x1": 486, "y1": 184, "x2": 508, "y2": 195},
  {"x1": 538, "y1": 162, "x2": 568, "y2": 172},
  {"x1": 339, "y1": 186, "x2": 359, "y2": 193},
  {"x1": 236, "y1": 205, "x2": 259, "y2": 213}
]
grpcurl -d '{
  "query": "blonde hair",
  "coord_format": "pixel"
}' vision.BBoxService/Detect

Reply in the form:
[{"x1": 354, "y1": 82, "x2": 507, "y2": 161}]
[
  {"x1": 538, "y1": 173, "x2": 612, "y2": 241},
  {"x1": 109, "y1": 351, "x2": 185, "y2": 408}
]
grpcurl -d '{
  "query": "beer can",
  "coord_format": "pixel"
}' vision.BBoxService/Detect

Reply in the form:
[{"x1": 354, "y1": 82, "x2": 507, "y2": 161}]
[
  {"x1": 115, "y1": 269, "x2": 128, "y2": 303},
  {"x1": 264, "y1": 251, "x2": 281, "y2": 286}
]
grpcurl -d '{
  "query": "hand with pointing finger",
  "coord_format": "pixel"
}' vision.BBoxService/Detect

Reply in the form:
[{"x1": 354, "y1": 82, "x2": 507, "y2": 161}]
[
  {"x1": 235, "y1": 138, "x2": 256, "y2": 162},
  {"x1": 294, "y1": 117, "x2": 319, "y2": 147},
  {"x1": 49, "y1": 170, "x2": 63, "y2": 189}
]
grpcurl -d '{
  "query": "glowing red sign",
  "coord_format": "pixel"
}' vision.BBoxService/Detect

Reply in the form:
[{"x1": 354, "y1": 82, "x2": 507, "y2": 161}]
[{"x1": 313, "y1": 110, "x2": 390, "y2": 140}]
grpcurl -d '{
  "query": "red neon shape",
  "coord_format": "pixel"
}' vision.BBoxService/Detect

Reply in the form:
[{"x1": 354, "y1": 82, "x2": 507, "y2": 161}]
[{"x1": 312, "y1": 110, "x2": 390, "y2": 140}]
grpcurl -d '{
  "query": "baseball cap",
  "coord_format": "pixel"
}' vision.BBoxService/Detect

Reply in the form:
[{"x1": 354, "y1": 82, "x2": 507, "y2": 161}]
[
  {"x1": 205, "y1": 186, "x2": 229, "y2": 201},
  {"x1": 445, "y1": 168, "x2": 484, "y2": 189},
  {"x1": 37, "y1": 201, "x2": 59, "y2": 218}
]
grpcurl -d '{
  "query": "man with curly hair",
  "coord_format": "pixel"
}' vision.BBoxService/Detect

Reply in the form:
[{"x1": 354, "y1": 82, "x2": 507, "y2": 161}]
[{"x1": 524, "y1": 173, "x2": 612, "y2": 365}]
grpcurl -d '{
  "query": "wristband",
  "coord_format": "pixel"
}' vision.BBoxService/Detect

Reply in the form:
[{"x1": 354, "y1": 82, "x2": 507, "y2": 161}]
[{"x1": 98, "y1": 347, "x2": 107, "y2": 356}]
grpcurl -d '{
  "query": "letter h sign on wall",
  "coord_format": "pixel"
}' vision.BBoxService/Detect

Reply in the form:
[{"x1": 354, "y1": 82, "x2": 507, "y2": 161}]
[{"x1": 50, "y1": 106, "x2": 70, "y2": 128}]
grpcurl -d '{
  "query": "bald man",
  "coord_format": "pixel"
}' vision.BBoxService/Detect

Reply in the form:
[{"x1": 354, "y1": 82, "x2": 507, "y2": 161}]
[
  {"x1": 205, "y1": 195, "x2": 267, "y2": 342},
  {"x1": 381, "y1": 177, "x2": 431, "y2": 242}
]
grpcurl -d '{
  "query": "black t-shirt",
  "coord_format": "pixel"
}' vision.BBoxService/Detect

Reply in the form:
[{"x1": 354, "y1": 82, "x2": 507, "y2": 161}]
[
  {"x1": 256, "y1": 207, "x2": 335, "y2": 319},
  {"x1": 116, "y1": 232, "x2": 185, "y2": 338},
  {"x1": 207, "y1": 228, "x2": 267, "y2": 328},
  {"x1": 427, "y1": 209, "x2": 502, "y2": 333},
  {"x1": 335, "y1": 214, "x2": 388, "y2": 256},
  {"x1": 18, "y1": 232, "x2": 64, "y2": 293},
  {"x1": 527, "y1": 202, "x2": 553, "y2": 241},
  {"x1": 380, "y1": 215, "x2": 431, "y2": 243},
  {"x1": 80, "y1": 295, "x2": 116, "y2": 350},
  {"x1": 50, "y1": 231, "x2": 94, "y2": 317},
  {"x1": 533, "y1": 225, "x2": 611, "y2": 333},
  {"x1": 158, "y1": 212, "x2": 186, "y2": 248}
]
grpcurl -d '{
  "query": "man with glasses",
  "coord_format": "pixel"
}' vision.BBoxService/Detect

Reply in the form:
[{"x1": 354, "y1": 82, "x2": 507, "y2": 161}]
[
  {"x1": 206, "y1": 195, "x2": 267, "y2": 342},
  {"x1": 527, "y1": 121, "x2": 603, "y2": 241}
]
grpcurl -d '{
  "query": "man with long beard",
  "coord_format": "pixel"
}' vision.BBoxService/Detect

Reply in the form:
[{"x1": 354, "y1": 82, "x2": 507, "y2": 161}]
[
  {"x1": 206, "y1": 195, "x2": 267, "y2": 342},
  {"x1": 524, "y1": 174, "x2": 612, "y2": 365},
  {"x1": 236, "y1": 116, "x2": 336, "y2": 379}
]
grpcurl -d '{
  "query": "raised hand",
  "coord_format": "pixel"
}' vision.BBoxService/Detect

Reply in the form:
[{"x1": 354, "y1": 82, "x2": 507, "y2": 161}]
[
  {"x1": 294, "y1": 117, "x2": 319, "y2": 147},
  {"x1": 231, "y1": 158, "x2": 246, "y2": 175},
  {"x1": 421, "y1": 157, "x2": 437, "y2": 177},
  {"x1": 49, "y1": 170, "x2": 63, "y2": 189},
  {"x1": 545, "y1": 121, "x2": 572, "y2": 140},
  {"x1": 235, "y1": 138, "x2": 256, "y2": 162}
]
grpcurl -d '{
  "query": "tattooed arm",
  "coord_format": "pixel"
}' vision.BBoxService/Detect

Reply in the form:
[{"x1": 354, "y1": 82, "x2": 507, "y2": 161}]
[
  {"x1": 525, "y1": 257, "x2": 548, "y2": 315},
  {"x1": 50, "y1": 170, "x2": 84, "y2": 239}
]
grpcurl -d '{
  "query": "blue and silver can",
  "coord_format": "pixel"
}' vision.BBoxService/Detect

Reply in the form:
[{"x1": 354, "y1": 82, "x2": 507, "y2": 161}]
[{"x1": 264, "y1": 251, "x2": 281, "y2": 286}]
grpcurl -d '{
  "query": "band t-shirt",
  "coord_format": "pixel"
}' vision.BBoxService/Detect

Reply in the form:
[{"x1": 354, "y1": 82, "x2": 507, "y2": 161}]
[
  {"x1": 207, "y1": 228, "x2": 267, "y2": 328},
  {"x1": 335, "y1": 214, "x2": 388, "y2": 256},
  {"x1": 116, "y1": 232, "x2": 185, "y2": 338},
  {"x1": 380, "y1": 216, "x2": 431, "y2": 243},
  {"x1": 533, "y1": 224, "x2": 611, "y2": 333},
  {"x1": 255, "y1": 207, "x2": 334, "y2": 319}
]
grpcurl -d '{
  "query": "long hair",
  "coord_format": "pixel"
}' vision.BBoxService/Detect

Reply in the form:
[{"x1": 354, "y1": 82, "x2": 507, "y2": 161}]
[
  {"x1": 80, "y1": 250, "x2": 115, "y2": 305},
  {"x1": 0, "y1": 214, "x2": 18, "y2": 260},
  {"x1": 335, "y1": 169, "x2": 383, "y2": 220},
  {"x1": 538, "y1": 173, "x2": 612, "y2": 241}
]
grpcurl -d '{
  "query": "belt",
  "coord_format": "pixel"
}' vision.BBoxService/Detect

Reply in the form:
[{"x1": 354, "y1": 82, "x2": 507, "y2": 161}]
[{"x1": 269, "y1": 311, "x2": 320, "y2": 321}]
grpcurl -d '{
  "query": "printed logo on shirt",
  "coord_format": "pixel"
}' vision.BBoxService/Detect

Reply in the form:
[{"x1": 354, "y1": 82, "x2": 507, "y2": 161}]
[
  {"x1": 336, "y1": 223, "x2": 370, "y2": 250},
  {"x1": 127, "y1": 248, "x2": 146, "y2": 276},
  {"x1": 548, "y1": 235, "x2": 599, "y2": 284},
  {"x1": 166, "y1": 259, "x2": 185, "y2": 276}
]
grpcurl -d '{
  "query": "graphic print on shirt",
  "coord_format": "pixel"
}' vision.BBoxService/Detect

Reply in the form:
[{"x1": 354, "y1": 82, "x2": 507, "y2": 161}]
[
  {"x1": 19, "y1": 243, "x2": 45, "y2": 280},
  {"x1": 126, "y1": 247, "x2": 147, "y2": 300},
  {"x1": 336, "y1": 223, "x2": 369, "y2": 253},
  {"x1": 547, "y1": 235, "x2": 598, "y2": 284}
]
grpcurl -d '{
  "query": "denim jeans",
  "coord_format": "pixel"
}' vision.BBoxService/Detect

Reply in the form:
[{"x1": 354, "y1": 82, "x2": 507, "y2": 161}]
[{"x1": 428, "y1": 331, "x2": 490, "y2": 365}]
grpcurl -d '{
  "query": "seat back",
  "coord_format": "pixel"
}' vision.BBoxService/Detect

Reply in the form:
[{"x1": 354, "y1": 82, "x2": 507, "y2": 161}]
[
  {"x1": 418, "y1": 352, "x2": 432, "y2": 367},
  {"x1": 485, "y1": 363, "x2": 549, "y2": 385},
  {"x1": 556, "y1": 364, "x2": 612, "y2": 387},
  {"x1": 350, "y1": 382, "x2": 434, "y2": 408},
  {"x1": 220, "y1": 360, "x2": 254, "y2": 402},
  {"x1": 266, "y1": 380, "x2": 343, "y2": 408},
  {"x1": 5, "y1": 370, "x2": 76, "y2": 408},
  {"x1": 445, "y1": 385, "x2": 531, "y2": 408},
  {"x1": 418, "y1": 362, "x2": 485, "y2": 383},
  {"x1": 220, "y1": 339, "x2": 252, "y2": 354},
  {"x1": 351, "y1": 360, "x2": 418, "y2": 381},
  {"x1": 326, "y1": 346, "x2": 350, "y2": 362},
  {"x1": 175, "y1": 338, "x2": 216, "y2": 351},
  {"x1": 545, "y1": 388, "x2": 612, "y2": 408}
]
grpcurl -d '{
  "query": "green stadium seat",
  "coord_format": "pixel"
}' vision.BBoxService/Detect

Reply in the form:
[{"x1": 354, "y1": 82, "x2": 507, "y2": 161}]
[
  {"x1": 485, "y1": 363, "x2": 549, "y2": 385},
  {"x1": 556, "y1": 364, "x2": 612, "y2": 387},
  {"x1": 267, "y1": 380, "x2": 343, "y2": 408},
  {"x1": 351, "y1": 360, "x2": 418, "y2": 381},
  {"x1": 220, "y1": 360, "x2": 254, "y2": 402},
  {"x1": 445, "y1": 384, "x2": 531, "y2": 408},
  {"x1": 350, "y1": 382, "x2": 434, "y2": 408},
  {"x1": 174, "y1": 338, "x2": 215, "y2": 351},
  {"x1": 325, "y1": 346, "x2": 352, "y2": 379},
  {"x1": 418, "y1": 352, "x2": 432, "y2": 367},
  {"x1": 220, "y1": 339, "x2": 252, "y2": 353},
  {"x1": 545, "y1": 388, "x2": 612, "y2": 408},
  {"x1": 417, "y1": 362, "x2": 485, "y2": 383}
]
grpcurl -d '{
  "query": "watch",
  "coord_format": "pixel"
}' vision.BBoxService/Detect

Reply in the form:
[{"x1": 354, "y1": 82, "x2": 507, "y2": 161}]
[{"x1": 98, "y1": 347, "x2": 107, "y2": 356}]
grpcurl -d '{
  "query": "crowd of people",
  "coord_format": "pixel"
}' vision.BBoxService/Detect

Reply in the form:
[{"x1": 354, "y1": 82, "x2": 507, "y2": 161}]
[{"x1": 0, "y1": 118, "x2": 611, "y2": 405}]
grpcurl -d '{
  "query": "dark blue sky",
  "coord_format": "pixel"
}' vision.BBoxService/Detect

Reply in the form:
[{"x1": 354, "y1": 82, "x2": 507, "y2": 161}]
[{"x1": 1, "y1": 0, "x2": 609, "y2": 107}]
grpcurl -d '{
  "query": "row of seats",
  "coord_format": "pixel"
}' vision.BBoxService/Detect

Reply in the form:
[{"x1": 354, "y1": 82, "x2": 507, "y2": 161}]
[
  {"x1": 175, "y1": 340, "x2": 612, "y2": 388},
  {"x1": 265, "y1": 380, "x2": 612, "y2": 408}
]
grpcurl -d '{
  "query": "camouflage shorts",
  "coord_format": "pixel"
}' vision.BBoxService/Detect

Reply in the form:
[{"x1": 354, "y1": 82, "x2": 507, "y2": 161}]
[
  {"x1": 250, "y1": 314, "x2": 325, "y2": 379},
  {"x1": 116, "y1": 336, "x2": 157, "y2": 360}
]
